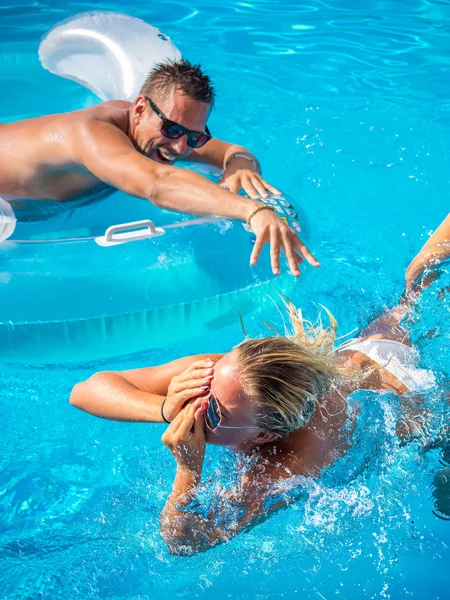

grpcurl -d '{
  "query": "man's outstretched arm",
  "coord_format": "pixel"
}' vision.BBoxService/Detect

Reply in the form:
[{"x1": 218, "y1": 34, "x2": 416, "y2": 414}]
[
  {"x1": 72, "y1": 119, "x2": 319, "y2": 276},
  {"x1": 189, "y1": 137, "x2": 282, "y2": 199},
  {"x1": 73, "y1": 119, "x2": 257, "y2": 218}
]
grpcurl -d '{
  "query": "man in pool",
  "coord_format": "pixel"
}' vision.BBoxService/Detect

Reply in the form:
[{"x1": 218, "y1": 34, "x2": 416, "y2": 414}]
[
  {"x1": 0, "y1": 59, "x2": 317, "y2": 276},
  {"x1": 70, "y1": 213, "x2": 450, "y2": 555}
]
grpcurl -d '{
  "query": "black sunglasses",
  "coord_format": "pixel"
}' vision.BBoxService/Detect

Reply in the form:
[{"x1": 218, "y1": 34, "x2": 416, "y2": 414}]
[{"x1": 145, "y1": 97, "x2": 212, "y2": 149}]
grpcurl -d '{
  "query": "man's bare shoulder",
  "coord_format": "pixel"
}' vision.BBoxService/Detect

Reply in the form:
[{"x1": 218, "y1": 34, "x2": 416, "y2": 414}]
[
  {"x1": 73, "y1": 100, "x2": 131, "y2": 133},
  {"x1": 0, "y1": 100, "x2": 132, "y2": 137}
]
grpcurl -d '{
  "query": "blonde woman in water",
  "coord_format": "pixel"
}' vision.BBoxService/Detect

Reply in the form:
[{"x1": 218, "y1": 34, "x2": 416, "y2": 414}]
[{"x1": 71, "y1": 213, "x2": 449, "y2": 554}]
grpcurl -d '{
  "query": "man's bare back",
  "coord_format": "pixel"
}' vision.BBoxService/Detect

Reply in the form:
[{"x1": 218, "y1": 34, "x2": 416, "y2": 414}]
[{"x1": 0, "y1": 102, "x2": 129, "y2": 202}]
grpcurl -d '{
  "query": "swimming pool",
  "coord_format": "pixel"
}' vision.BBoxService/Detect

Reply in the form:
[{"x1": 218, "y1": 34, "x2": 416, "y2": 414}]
[{"x1": 0, "y1": 0, "x2": 449, "y2": 598}]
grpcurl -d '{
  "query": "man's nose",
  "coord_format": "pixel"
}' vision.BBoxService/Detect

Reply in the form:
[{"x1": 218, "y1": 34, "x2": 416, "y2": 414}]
[{"x1": 172, "y1": 135, "x2": 188, "y2": 155}]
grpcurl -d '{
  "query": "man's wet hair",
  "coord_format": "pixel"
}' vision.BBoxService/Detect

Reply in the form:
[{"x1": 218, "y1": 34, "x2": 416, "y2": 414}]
[{"x1": 140, "y1": 59, "x2": 215, "y2": 106}]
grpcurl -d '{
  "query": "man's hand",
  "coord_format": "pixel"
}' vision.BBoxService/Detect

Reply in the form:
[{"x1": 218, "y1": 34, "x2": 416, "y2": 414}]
[
  {"x1": 220, "y1": 165, "x2": 281, "y2": 199},
  {"x1": 163, "y1": 359, "x2": 215, "y2": 423},
  {"x1": 249, "y1": 209, "x2": 320, "y2": 277},
  {"x1": 162, "y1": 399, "x2": 207, "y2": 477}
]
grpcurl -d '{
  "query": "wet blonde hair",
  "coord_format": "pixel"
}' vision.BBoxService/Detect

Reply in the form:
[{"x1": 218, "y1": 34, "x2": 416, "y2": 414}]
[{"x1": 235, "y1": 300, "x2": 342, "y2": 437}]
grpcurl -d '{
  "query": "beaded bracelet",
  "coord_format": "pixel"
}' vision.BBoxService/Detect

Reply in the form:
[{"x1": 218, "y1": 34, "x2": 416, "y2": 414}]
[{"x1": 246, "y1": 204, "x2": 275, "y2": 227}]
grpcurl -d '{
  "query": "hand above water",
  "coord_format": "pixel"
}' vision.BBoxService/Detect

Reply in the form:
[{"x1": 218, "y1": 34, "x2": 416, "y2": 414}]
[
  {"x1": 249, "y1": 207, "x2": 320, "y2": 277},
  {"x1": 162, "y1": 358, "x2": 214, "y2": 423},
  {"x1": 162, "y1": 397, "x2": 207, "y2": 477},
  {"x1": 219, "y1": 164, "x2": 282, "y2": 199}
]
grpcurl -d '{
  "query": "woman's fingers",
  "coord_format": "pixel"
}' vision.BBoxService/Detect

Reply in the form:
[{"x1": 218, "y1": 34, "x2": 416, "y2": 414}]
[
  {"x1": 193, "y1": 403, "x2": 206, "y2": 443},
  {"x1": 176, "y1": 400, "x2": 201, "y2": 439},
  {"x1": 174, "y1": 362, "x2": 214, "y2": 387},
  {"x1": 183, "y1": 359, "x2": 215, "y2": 375},
  {"x1": 163, "y1": 405, "x2": 186, "y2": 440},
  {"x1": 177, "y1": 376, "x2": 212, "y2": 391},
  {"x1": 165, "y1": 359, "x2": 215, "y2": 421},
  {"x1": 179, "y1": 387, "x2": 210, "y2": 403}
]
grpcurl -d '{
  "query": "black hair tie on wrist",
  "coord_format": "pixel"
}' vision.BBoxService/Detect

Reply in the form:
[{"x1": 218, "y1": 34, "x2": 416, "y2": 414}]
[{"x1": 161, "y1": 398, "x2": 170, "y2": 424}]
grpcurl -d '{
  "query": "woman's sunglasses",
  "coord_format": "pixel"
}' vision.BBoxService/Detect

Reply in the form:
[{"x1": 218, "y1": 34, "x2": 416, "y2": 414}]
[
  {"x1": 204, "y1": 393, "x2": 260, "y2": 432},
  {"x1": 146, "y1": 97, "x2": 212, "y2": 149}
]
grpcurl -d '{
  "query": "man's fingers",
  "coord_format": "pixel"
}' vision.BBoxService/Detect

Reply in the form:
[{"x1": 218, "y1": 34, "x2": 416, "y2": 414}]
[
  {"x1": 269, "y1": 228, "x2": 281, "y2": 276},
  {"x1": 250, "y1": 231, "x2": 266, "y2": 266},
  {"x1": 262, "y1": 180, "x2": 282, "y2": 196},
  {"x1": 294, "y1": 236, "x2": 321, "y2": 267},
  {"x1": 281, "y1": 230, "x2": 301, "y2": 277},
  {"x1": 229, "y1": 180, "x2": 240, "y2": 195},
  {"x1": 242, "y1": 178, "x2": 260, "y2": 199},
  {"x1": 249, "y1": 176, "x2": 269, "y2": 199}
]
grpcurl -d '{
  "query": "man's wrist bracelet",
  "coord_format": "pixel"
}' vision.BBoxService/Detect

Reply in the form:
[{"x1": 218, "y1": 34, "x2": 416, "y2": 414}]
[
  {"x1": 161, "y1": 397, "x2": 170, "y2": 424},
  {"x1": 246, "y1": 204, "x2": 275, "y2": 227},
  {"x1": 225, "y1": 153, "x2": 257, "y2": 170}
]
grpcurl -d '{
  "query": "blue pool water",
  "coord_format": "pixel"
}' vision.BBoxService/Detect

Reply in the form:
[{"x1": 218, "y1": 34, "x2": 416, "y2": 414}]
[{"x1": 1, "y1": 0, "x2": 449, "y2": 598}]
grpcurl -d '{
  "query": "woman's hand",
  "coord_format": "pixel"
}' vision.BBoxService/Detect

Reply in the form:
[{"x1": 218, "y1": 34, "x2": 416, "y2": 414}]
[
  {"x1": 406, "y1": 243, "x2": 450, "y2": 292},
  {"x1": 219, "y1": 165, "x2": 281, "y2": 199},
  {"x1": 162, "y1": 398, "x2": 208, "y2": 476},
  {"x1": 163, "y1": 358, "x2": 215, "y2": 422}
]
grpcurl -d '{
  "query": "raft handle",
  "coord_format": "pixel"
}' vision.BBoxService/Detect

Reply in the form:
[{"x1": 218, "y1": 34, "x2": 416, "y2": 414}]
[{"x1": 95, "y1": 219, "x2": 165, "y2": 247}]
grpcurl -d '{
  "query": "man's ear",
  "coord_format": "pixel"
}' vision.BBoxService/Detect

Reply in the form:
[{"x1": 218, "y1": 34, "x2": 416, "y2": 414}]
[
  {"x1": 132, "y1": 95, "x2": 147, "y2": 124},
  {"x1": 252, "y1": 431, "x2": 280, "y2": 445}
]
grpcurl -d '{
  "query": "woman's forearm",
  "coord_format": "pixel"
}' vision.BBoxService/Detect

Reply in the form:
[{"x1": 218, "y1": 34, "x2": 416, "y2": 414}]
[
  {"x1": 70, "y1": 372, "x2": 165, "y2": 422},
  {"x1": 160, "y1": 469, "x2": 225, "y2": 556}
]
